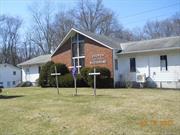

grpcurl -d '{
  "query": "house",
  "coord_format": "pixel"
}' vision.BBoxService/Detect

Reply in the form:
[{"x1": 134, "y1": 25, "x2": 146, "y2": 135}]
[
  {"x1": 18, "y1": 54, "x2": 51, "y2": 85},
  {"x1": 51, "y1": 28, "x2": 180, "y2": 89},
  {"x1": 114, "y1": 36, "x2": 180, "y2": 88},
  {"x1": 0, "y1": 63, "x2": 21, "y2": 88}
]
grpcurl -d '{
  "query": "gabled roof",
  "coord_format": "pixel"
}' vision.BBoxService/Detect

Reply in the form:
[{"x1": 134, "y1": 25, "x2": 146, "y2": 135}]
[
  {"x1": 119, "y1": 36, "x2": 180, "y2": 54},
  {"x1": 52, "y1": 28, "x2": 121, "y2": 56},
  {"x1": 18, "y1": 54, "x2": 51, "y2": 66},
  {"x1": 0, "y1": 63, "x2": 21, "y2": 70}
]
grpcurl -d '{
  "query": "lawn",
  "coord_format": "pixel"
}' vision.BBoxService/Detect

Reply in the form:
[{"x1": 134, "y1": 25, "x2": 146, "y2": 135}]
[{"x1": 0, "y1": 87, "x2": 180, "y2": 135}]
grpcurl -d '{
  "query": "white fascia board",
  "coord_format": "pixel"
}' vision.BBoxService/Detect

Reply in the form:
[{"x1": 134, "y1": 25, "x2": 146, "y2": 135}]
[{"x1": 117, "y1": 47, "x2": 180, "y2": 55}]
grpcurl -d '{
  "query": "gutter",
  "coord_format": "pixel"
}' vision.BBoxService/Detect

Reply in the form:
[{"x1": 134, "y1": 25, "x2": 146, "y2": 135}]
[{"x1": 117, "y1": 47, "x2": 180, "y2": 55}]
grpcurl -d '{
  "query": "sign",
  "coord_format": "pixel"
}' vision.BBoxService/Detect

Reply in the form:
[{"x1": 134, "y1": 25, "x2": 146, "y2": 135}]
[
  {"x1": 90, "y1": 54, "x2": 106, "y2": 65},
  {"x1": 71, "y1": 66, "x2": 78, "y2": 79}
]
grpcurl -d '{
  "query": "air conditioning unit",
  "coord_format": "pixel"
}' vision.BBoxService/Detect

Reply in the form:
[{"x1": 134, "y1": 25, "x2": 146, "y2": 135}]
[{"x1": 136, "y1": 74, "x2": 146, "y2": 83}]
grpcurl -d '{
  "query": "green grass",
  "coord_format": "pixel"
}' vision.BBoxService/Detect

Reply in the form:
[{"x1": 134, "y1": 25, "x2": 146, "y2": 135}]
[{"x1": 0, "y1": 87, "x2": 180, "y2": 135}]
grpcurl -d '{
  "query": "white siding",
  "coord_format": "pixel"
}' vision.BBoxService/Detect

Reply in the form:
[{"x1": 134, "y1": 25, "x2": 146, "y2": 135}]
[
  {"x1": 0, "y1": 64, "x2": 21, "y2": 88},
  {"x1": 22, "y1": 65, "x2": 41, "y2": 85},
  {"x1": 115, "y1": 49, "x2": 180, "y2": 88}
]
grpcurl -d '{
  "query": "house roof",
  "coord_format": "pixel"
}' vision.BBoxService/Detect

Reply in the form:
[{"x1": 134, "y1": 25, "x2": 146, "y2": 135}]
[
  {"x1": 18, "y1": 54, "x2": 51, "y2": 66},
  {"x1": 0, "y1": 63, "x2": 21, "y2": 70},
  {"x1": 52, "y1": 28, "x2": 180, "y2": 56},
  {"x1": 119, "y1": 36, "x2": 180, "y2": 54},
  {"x1": 52, "y1": 28, "x2": 121, "y2": 56}
]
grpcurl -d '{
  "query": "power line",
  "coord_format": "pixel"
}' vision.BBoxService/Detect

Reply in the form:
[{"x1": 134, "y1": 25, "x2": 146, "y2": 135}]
[
  {"x1": 120, "y1": 3, "x2": 180, "y2": 19},
  {"x1": 123, "y1": 12, "x2": 175, "y2": 26}
]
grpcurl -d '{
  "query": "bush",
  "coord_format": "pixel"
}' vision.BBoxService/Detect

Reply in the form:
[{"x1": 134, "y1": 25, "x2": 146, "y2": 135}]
[
  {"x1": 16, "y1": 81, "x2": 33, "y2": 87},
  {"x1": 39, "y1": 61, "x2": 54, "y2": 87},
  {"x1": 80, "y1": 67, "x2": 91, "y2": 82},
  {"x1": 39, "y1": 62, "x2": 69, "y2": 87},
  {"x1": 59, "y1": 73, "x2": 74, "y2": 87},
  {"x1": 81, "y1": 67, "x2": 113, "y2": 88},
  {"x1": 76, "y1": 74, "x2": 89, "y2": 87}
]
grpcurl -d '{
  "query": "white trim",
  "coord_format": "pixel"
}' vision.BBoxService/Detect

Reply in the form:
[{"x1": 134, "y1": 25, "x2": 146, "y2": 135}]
[
  {"x1": 51, "y1": 28, "x2": 113, "y2": 57},
  {"x1": 73, "y1": 29, "x2": 113, "y2": 50},
  {"x1": 72, "y1": 56, "x2": 85, "y2": 59},
  {"x1": 117, "y1": 47, "x2": 180, "y2": 55}
]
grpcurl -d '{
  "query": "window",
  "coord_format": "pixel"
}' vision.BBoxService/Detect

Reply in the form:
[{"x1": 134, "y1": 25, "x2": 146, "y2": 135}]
[
  {"x1": 79, "y1": 58, "x2": 85, "y2": 67},
  {"x1": 26, "y1": 68, "x2": 29, "y2": 73},
  {"x1": 72, "y1": 43, "x2": 78, "y2": 57},
  {"x1": 130, "y1": 58, "x2": 136, "y2": 72},
  {"x1": 13, "y1": 71, "x2": 16, "y2": 75},
  {"x1": 13, "y1": 81, "x2": 16, "y2": 85},
  {"x1": 115, "y1": 59, "x2": 118, "y2": 70},
  {"x1": 71, "y1": 33, "x2": 85, "y2": 73},
  {"x1": 160, "y1": 55, "x2": 168, "y2": 71},
  {"x1": 7, "y1": 82, "x2": 11, "y2": 87},
  {"x1": 0, "y1": 82, "x2": 3, "y2": 86},
  {"x1": 79, "y1": 42, "x2": 84, "y2": 56},
  {"x1": 38, "y1": 66, "x2": 41, "y2": 73}
]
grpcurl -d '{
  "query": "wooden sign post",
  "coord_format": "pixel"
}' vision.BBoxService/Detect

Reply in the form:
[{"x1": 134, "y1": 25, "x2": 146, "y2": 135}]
[
  {"x1": 51, "y1": 66, "x2": 61, "y2": 95},
  {"x1": 88, "y1": 68, "x2": 100, "y2": 96}
]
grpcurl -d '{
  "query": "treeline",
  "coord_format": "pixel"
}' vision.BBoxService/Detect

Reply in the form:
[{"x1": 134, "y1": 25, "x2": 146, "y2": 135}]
[{"x1": 0, "y1": 0, "x2": 179, "y2": 65}]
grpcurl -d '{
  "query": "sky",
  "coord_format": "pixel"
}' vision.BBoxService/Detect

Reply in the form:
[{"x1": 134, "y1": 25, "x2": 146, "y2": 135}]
[{"x1": 0, "y1": 0, "x2": 180, "y2": 32}]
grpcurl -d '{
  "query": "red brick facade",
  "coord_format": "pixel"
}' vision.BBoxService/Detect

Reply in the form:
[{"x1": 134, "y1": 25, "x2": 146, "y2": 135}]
[
  {"x1": 84, "y1": 38, "x2": 113, "y2": 77},
  {"x1": 51, "y1": 39, "x2": 72, "y2": 68},
  {"x1": 51, "y1": 36, "x2": 114, "y2": 77}
]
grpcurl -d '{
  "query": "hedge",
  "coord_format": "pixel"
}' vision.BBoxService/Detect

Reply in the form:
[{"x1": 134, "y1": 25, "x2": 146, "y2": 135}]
[
  {"x1": 39, "y1": 62, "x2": 69, "y2": 87},
  {"x1": 39, "y1": 63, "x2": 113, "y2": 88},
  {"x1": 81, "y1": 67, "x2": 113, "y2": 88},
  {"x1": 39, "y1": 61, "x2": 54, "y2": 87}
]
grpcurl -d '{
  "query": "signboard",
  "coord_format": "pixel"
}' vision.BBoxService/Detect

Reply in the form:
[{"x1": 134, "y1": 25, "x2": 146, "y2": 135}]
[{"x1": 90, "y1": 54, "x2": 106, "y2": 65}]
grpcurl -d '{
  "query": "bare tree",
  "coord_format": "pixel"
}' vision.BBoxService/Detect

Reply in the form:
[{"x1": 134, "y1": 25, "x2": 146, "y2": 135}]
[
  {"x1": 135, "y1": 12, "x2": 180, "y2": 40},
  {"x1": 29, "y1": 2, "x2": 55, "y2": 54},
  {"x1": 53, "y1": 11, "x2": 75, "y2": 49},
  {"x1": 71, "y1": 0, "x2": 119, "y2": 36},
  {"x1": 0, "y1": 15, "x2": 22, "y2": 65}
]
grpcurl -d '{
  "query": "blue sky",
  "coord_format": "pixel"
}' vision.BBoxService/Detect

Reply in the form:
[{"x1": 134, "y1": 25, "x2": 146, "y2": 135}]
[{"x1": 0, "y1": 0, "x2": 180, "y2": 31}]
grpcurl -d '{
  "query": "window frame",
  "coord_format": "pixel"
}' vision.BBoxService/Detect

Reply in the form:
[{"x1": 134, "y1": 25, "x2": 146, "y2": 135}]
[
  {"x1": 13, "y1": 71, "x2": 16, "y2": 75},
  {"x1": 71, "y1": 33, "x2": 85, "y2": 73},
  {"x1": 160, "y1": 55, "x2": 168, "y2": 71},
  {"x1": 130, "y1": 58, "x2": 136, "y2": 72}
]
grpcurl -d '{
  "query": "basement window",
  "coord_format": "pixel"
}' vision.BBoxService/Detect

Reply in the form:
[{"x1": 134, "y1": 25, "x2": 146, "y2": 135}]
[{"x1": 160, "y1": 55, "x2": 168, "y2": 71}]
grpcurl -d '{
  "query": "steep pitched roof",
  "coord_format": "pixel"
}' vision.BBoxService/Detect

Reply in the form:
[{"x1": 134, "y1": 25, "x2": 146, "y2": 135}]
[
  {"x1": 52, "y1": 28, "x2": 121, "y2": 56},
  {"x1": 119, "y1": 36, "x2": 180, "y2": 54},
  {"x1": 18, "y1": 54, "x2": 51, "y2": 66}
]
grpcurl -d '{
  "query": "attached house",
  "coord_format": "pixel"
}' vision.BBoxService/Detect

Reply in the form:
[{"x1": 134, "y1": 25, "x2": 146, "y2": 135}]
[
  {"x1": 0, "y1": 63, "x2": 21, "y2": 88},
  {"x1": 18, "y1": 54, "x2": 51, "y2": 85},
  {"x1": 51, "y1": 28, "x2": 180, "y2": 89}
]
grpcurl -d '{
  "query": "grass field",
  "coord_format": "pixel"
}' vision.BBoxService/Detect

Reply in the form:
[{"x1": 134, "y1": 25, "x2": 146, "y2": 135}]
[{"x1": 0, "y1": 87, "x2": 180, "y2": 135}]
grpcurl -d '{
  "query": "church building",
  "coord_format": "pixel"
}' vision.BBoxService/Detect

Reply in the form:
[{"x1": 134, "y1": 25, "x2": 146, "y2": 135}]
[{"x1": 52, "y1": 28, "x2": 180, "y2": 89}]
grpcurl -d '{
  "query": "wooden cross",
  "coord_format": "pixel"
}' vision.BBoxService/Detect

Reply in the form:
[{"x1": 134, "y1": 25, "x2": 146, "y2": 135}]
[
  {"x1": 88, "y1": 68, "x2": 100, "y2": 96},
  {"x1": 51, "y1": 66, "x2": 61, "y2": 95}
]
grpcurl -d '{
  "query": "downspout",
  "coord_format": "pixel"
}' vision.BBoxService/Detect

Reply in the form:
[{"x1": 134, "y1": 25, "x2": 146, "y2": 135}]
[{"x1": 112, "y1": 49, "x2": 116, "y2": 88}]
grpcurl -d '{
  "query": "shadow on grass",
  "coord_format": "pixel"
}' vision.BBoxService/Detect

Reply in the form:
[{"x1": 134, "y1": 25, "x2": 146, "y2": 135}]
[{"x1": 0, "y1": 95, "x2": 24, "y2": 99}]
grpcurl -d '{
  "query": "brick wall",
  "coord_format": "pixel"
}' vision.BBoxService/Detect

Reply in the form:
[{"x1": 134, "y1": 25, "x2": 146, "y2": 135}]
[
  {"x1": 51, "y1": 39, "x2": 72, "y2": 68},
  {"x1": 51, "y1": 36, "x2": 114, "y2": 76},
  {"x1": 84, "y1": 38, "x2": 113, "y2": 77}
]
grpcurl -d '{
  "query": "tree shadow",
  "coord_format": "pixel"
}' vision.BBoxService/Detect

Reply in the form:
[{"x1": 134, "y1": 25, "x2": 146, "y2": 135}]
[{"x1": 0, "y1": 95, "x2": 24, "y2": 99}]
